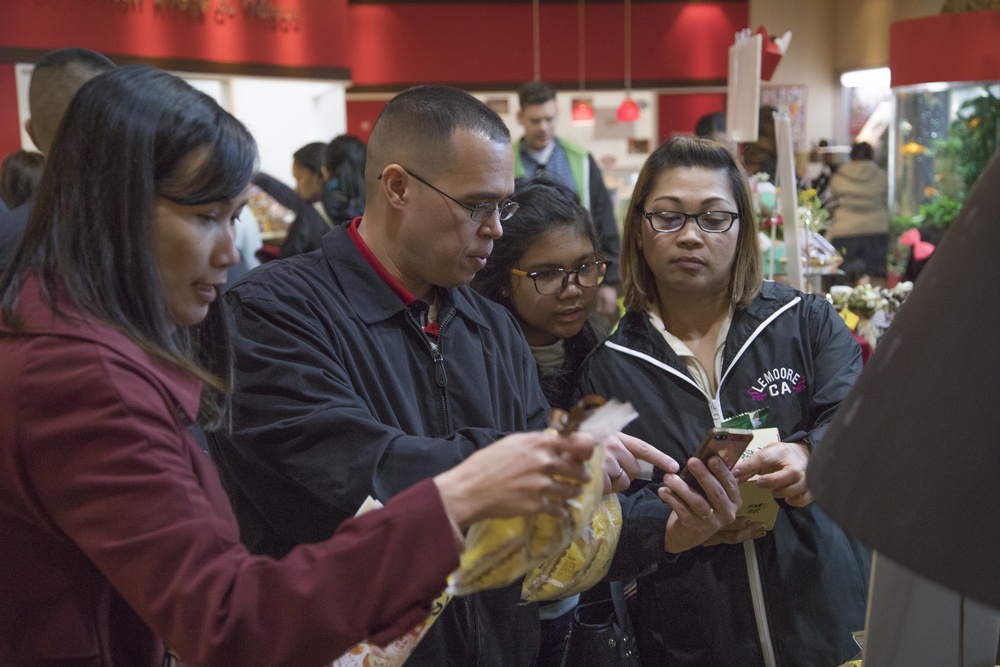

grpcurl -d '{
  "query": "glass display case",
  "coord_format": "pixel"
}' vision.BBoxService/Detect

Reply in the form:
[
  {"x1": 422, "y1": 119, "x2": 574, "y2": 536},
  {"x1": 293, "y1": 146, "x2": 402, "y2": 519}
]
[{"x1": 890, "y1": 81, "x2": 1000, "y2": 218}]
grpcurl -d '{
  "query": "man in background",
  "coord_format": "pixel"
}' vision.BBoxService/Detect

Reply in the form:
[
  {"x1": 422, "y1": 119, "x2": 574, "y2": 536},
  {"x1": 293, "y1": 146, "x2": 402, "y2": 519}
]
[
  {"x1": 514, "y1": 81, "x2": 621, "y2": 321},
  {"x1": 0, "y1": 48, "x2": 116, "y2": 271}
]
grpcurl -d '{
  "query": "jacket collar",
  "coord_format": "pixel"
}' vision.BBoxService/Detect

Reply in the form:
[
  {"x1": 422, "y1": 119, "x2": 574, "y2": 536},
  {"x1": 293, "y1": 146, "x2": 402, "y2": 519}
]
[
  {"x1": 610, "y1": 281, "x2": 802, "y2": 373},
  {"x1": 322, "y1": 220, "x2": 491, "y2": 331},
  {"x1": 7, "y1": 275, "x2": 203, "y2": 422}
]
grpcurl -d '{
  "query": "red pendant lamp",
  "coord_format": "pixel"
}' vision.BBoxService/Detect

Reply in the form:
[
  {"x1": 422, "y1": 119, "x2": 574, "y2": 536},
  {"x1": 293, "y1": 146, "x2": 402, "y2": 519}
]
[
  {"x1": 571, "y1": 0, "x2": 595, "y2": 125},
  {"x1": 617, "y1": 0, "x2": 640, "y2": 122},
  {"x1": 572, "y1": 100, "x2": 596, "y2": 123}
]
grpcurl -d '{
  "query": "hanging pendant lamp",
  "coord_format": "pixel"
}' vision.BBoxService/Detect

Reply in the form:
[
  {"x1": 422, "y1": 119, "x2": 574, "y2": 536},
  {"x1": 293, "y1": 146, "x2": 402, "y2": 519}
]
[
  {"x1": 617, "y1": 0, "x2": 640, "y2": 122},
  {"x1": 572, "y1": 100, "x2": 596, "y2": 123},
  {"x1": 571, "y1": 0, "x2": 595, "y2": 125}
]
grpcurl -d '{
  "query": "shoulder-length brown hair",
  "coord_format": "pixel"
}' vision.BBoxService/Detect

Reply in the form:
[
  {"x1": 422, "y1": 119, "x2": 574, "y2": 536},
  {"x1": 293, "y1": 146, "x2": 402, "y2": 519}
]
[{"x1": 620, "y1": 136, "x2": 762, "y2": 312}]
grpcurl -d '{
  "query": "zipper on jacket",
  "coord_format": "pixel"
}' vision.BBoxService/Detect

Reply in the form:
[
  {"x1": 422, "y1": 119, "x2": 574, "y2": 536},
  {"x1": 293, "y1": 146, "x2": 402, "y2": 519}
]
[
  {"x1": 407, "y1": 306, "x2": 456, "y2": 435},
  {"x1": 608, "y1": 298, "x2": 802, "y2": 667},
  {"x1": 713, "y1": 298, "x2": 798, "y2": 667}
]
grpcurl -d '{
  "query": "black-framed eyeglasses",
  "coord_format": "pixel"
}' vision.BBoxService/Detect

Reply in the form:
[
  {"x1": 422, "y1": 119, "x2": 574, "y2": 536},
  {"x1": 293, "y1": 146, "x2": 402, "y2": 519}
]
[
  {"x1": 510, "y1": 260, "x2": 610, "y2": 295},
  {"x1": 643, "y1": 210, "x2": 739, "y2": 234},
  {"x1": 381, "y1": 168, "x2": 519, "y2": 223}
]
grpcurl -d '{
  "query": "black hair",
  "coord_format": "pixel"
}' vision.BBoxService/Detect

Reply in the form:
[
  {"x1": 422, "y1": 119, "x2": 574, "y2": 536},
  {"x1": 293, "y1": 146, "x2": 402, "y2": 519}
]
[
  {"x1": 367, "y1": 85, "x2": 511, "y2": 180},
  {"x1": 472, "y1": 173, "x2": 600, "y2": 309},
  {"x1": 694, "y1": 112, "x2": 726, "y2": 139},
  {"x1": 518, "y1": 81, "x2": 557, "y2": 109},
  {"x1": 28, "y1": 48, "x2": 117, "y2": 152},
  {"x1": 850, "y1": 141, "x2": 874, "y2": 161},
  {"x1": 0, "y1": 64, "x2": 257, "y2": 430},
  {"x1": 0, "y1": 150, "x2": 45, "y2": 209},
  {"x1": 293, "y1": 141, "x2": 326, "y2": 174},
  {"x1": 324, "y1": 134, "x2": 366, "y2": 201}
]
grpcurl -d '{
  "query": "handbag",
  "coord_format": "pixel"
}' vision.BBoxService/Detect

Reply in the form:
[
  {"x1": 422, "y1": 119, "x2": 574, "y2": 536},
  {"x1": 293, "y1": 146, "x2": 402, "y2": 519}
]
[{"x1": 560, "y1": 580, "x2": 639, "y2": 667}]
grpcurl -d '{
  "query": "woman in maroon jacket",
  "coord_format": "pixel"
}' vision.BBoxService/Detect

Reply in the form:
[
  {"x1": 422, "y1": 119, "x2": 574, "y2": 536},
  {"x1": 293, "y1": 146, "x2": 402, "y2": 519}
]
[{"x1": 0, "y1": 65, "x2": 593, "y2": 667}]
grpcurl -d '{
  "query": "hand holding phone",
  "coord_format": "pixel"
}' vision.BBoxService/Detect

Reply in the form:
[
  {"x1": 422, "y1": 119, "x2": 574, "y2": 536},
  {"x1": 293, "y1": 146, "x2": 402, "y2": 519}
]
[{"x1": 678, "y1": 428, "x2": 754, "y2": 497}]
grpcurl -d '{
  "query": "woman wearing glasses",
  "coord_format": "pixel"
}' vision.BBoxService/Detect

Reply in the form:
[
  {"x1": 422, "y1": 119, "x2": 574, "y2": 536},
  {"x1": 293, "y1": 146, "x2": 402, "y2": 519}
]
[
  {"x1": 473, "y1": 174, "x2": 609, "y2": 410},
  {"x1": 472, "y1": 174, "x2": 615, "y2": 666},
  {"x1": 578, "y1": 137, "x2": 870, "y2": 666}
]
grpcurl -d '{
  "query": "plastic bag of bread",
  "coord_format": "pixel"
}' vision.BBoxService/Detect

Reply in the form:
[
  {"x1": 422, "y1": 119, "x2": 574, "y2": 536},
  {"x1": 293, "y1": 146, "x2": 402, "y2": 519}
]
[
  {"x1": 448, "y1": 397, "x2": 637, "y2": 596},
  {"x1": 520, "y1": 492, "x2": 622, "y2": 602}
]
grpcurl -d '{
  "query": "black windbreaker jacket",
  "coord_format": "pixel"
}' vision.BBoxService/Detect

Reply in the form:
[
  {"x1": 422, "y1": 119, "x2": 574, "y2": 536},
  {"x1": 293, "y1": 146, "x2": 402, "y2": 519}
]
[
  {"x1": 579, "y1": 281, "x2": 871, "y2": 667},
  {"x1": 210, "y1": 222, "x2": 549, "y2": 666}
]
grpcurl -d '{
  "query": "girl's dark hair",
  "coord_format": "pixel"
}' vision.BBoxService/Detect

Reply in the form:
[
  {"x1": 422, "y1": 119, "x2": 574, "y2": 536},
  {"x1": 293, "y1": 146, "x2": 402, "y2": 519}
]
[
  {"x1": 324, "y1": 134, "x2": 366, "y2": 202},
  {"x1": 293, "y1": 141, "x2": 325, "y2": 174},
  {"x1": 0, "y1": 150, "x2": 45, "y2": 209},
  {"x1": 0, "y1": 65, "x2": 257, "y2": 430},
  {"x1": 472, "y1": 172, "x2": 600, "y2": 309},
  {"x1": 621, "y1": 136, "x2": 762, "y2": 311}
]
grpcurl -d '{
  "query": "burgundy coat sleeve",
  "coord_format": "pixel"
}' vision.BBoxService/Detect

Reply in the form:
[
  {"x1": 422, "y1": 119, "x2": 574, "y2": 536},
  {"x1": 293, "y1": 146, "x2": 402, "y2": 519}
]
[{"x1": 13, "y1": 335, "x2": 459, "y2": 666}]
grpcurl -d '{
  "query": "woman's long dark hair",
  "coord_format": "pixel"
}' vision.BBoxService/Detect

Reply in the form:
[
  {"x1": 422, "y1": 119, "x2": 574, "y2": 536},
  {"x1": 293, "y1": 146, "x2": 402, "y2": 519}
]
[
  {"x1": 321, "y1": 134, "x2": 366, "y2": 221},
  {"x1": 0, "y1": 65, "x2": 257, "y2": 430},
  {"x1": 324, "y1": 134, "x2": 366, "y2": 199}
]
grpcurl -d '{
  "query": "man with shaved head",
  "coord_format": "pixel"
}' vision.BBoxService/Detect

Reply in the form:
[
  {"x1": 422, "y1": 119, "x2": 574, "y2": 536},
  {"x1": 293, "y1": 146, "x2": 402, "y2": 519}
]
[
  {"x1": 0, "y1": 48, "x2": 116, "y2": 270},
  {"x1": 210, "y1": 86, "x2": 552, "y2": 665}
]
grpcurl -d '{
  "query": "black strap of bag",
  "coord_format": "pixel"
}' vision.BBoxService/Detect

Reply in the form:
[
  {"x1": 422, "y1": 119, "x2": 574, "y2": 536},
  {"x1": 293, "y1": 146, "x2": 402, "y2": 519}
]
[{"x1": 560, "y1": 580, "x2": 639, "y2": 667}]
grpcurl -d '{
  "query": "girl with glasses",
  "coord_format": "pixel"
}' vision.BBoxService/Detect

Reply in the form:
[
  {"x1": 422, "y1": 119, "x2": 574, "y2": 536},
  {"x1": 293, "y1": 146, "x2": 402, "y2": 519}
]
[
  {"x1": 576, "y1": 136, "x2": 870, "y2": 666},
  {"x1": 472, "y1": 174, "x2": 613, "y2": 666},
  {"x1": 473, "y1": 173, "x2": 608, "y2": 415}
]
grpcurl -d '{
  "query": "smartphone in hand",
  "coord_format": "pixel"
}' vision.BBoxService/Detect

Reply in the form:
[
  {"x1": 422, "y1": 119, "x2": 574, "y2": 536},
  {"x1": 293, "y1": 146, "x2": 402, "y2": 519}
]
[{"x1": 678, "y1": 428, "x2": 754, "y2": 496}]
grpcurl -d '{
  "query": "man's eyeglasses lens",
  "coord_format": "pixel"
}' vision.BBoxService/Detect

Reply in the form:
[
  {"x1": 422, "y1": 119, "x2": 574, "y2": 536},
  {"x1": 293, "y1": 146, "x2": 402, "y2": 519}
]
[
  {"x1": 399, "y1": 167, "x2": 519, "y2": 223},
  {"x1": 530, "y1": 261, "x2": 609, "y2": 295},
  {"x1": 644, "y1": 211, "x2": 738, "y2": 233},
  {"x1": 472, "y1": 200, "x2": 519, "y2": 223}
]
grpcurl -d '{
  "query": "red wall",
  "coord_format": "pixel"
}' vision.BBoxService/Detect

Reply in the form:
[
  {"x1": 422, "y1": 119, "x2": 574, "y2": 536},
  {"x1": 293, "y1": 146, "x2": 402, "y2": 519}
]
[
  {"x1": 346, "y1": 100, "x2": 387, "y2": 144},
  {"x1": 0, "y1": 0, "x2": 350, "y2": 74},
  {"x1": 0, "y1": 1, "x2": 747, "y2": 152},
  {"x1": 349, "y1": 2, "x2": 746, "y2": 89},
  {"x1": 0, "y1": 64, "x2": 19, "y2": 161},
  {"x1": 659, "y1": 92, "x2": 726, "y2": 141},
  {"x1": 890, "y1": 9, "x2": 1000, "y2": 87}
]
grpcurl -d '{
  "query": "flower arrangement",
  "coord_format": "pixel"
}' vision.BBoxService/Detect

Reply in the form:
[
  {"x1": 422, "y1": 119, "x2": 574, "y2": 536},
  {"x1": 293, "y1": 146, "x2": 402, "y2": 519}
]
[
  {"x1": 797, "y1": 188, "x2": 830, "y2": 234},
  {"x1": 828, "y1": 281, "x2": 914, "y2": 348},
  {"x1": 829, "y1": 284, "x2": 885, "y2": 318}
]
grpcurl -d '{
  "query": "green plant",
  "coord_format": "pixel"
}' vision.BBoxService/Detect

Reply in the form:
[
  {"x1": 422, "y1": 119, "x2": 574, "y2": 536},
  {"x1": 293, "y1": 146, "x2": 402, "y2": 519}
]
[
  {"x1": 890, "y1": 213, "x2": 919, "y2": 236},
  {"x1": 934, "y1": 89, "x2": 1000, "y2": 200},
  {"x1": 888, "y1": 195, "x2": 961, "y2": 275},
  {"x1": 912, "y1": 195, "x2": 962, "y2": 230}
]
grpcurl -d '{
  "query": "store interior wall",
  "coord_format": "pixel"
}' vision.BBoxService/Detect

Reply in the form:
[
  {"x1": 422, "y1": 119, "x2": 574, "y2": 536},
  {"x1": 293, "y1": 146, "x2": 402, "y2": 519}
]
[
  {"x1": 228, "y1": 78, "x2": 347, "y2": 185},
  {"x1": 10, "y1": 66, "x2": 347, "y2": 188}
]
